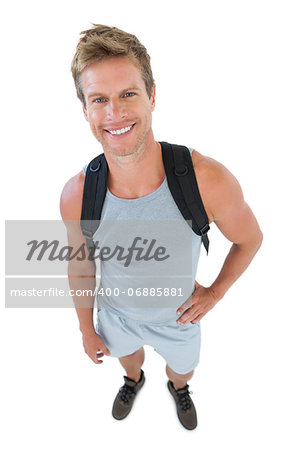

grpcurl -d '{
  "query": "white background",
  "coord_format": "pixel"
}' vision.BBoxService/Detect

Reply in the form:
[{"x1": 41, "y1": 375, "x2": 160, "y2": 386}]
[{"x1": 1, "y1": 0, "x2": 300, "y2": 448}]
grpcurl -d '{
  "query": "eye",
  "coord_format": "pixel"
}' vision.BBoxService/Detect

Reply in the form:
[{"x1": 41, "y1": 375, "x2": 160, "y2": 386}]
[
  {"x1": 124, "y1": 92, "x2": 136, "y2": 98},
  {"x1": 95, "y1": 97, "x2": 107, "y2": 103}
]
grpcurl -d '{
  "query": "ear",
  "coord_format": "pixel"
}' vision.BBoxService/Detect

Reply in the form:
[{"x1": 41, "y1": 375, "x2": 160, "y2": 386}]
[
  {"x1": 82, "y1": 103, "x2": 89, "y2": 121},
  {"x1": 150, "y1": 84, "x2": 156, "y2": 112}
]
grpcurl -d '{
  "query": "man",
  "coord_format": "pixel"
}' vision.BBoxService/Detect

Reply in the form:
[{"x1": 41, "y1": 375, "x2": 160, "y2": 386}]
[{"x1": 60, "y1": 24, "x2": 263, "y2": 430}]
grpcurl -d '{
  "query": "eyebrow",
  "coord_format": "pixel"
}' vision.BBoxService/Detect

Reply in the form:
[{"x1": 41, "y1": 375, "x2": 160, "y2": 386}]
[{"x1": 87, "y1": 86, "x2": 142, "y2": 100}]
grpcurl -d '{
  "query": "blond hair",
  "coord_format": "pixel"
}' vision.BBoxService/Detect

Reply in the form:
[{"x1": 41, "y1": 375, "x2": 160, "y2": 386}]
[{"x1": 71, "y1": 24, "x2": 155, "y2": 105}]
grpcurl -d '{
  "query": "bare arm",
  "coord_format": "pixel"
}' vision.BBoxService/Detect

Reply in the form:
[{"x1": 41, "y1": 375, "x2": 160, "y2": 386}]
[
  {"x1": 177, "y1": 152, "x2": 263, "y2": 323},
  {"x1": 60, "y1": 171, "x2": 110, "y2": 362}
]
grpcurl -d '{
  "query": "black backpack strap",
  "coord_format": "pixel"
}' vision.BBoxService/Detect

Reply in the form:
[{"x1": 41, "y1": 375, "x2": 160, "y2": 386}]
[
  {"x1": 80, "y1": 143, "x2": 210, "y2": 253},
  {"x1": 160, "y1": 141, "x2": 210, "y2": 253},
  {"x1": 80, "y1": 153, "x2": 108, "y2": 250}
]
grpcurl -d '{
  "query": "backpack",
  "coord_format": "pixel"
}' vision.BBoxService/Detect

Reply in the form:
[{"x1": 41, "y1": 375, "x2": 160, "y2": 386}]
[{"x1": 80, "y1": 141, "x2": 210, "y2": 253}]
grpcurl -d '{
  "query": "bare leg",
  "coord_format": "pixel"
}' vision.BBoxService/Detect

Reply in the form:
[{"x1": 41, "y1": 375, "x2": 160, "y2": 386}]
[
  {"x1": 166, "y1": 364, "x2": 194, "y2": 390},
  {"x1": 118, "y1": 347, "x2": 145, "y2": 382}
]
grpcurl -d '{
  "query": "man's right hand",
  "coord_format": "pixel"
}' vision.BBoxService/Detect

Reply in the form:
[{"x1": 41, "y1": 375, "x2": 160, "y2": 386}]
[{"x1": 82, "y1": 331, "x2": 111, "y2": 364}]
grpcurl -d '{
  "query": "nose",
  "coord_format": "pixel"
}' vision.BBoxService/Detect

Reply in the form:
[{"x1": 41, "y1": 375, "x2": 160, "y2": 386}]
[{"x1": 105, "y1": 98, "x2": 127, "y2": 121}]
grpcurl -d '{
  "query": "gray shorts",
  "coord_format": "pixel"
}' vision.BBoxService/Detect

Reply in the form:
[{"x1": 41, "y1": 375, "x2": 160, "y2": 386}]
[{"x1": 95, "y1": 308, "x2": 201, "y2": 374}]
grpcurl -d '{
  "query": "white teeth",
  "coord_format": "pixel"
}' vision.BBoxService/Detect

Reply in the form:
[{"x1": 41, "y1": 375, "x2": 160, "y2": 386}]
[{"x1": 108, "y1": 125, "x2": 133, "y2": 135}]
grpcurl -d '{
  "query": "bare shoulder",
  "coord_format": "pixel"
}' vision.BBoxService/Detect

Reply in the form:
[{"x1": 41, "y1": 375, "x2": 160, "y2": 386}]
[
  {"x1": 60, "y1": 171, "x2": 85, "y2": 222},
  {"x1": 191, "y1": 149, "x2": 263, "y2": 246},
  {"x1": 191, "y1": 149, "x2": 244, "y2": 223}
]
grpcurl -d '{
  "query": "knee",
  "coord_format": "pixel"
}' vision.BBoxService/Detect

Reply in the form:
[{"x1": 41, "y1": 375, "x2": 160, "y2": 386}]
[{"x1": 180, "y1": 370, "x2": 194, "y2": 381}]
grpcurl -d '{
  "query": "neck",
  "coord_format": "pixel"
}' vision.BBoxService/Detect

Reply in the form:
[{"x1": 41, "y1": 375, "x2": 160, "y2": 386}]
[{"x1": 104, "y1": 133, "x2": 165, "y2": 199}]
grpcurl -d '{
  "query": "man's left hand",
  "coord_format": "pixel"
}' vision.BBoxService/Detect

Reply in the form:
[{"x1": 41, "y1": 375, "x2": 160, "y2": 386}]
[{"x1": 176, "y1": 281, "x2": 219, "y2": 324}]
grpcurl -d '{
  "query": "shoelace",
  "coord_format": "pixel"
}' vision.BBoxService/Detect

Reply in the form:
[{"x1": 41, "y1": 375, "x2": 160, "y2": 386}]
[
  {"x1": 118, "y1": 384, "x2": 136, "y2": 404},
  {"x1": 176, "y1": 387, "x2": 193, "y2": 411}
]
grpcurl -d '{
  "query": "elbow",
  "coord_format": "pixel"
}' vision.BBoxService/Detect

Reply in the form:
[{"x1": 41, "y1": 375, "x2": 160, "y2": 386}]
[
  {"x1": 236, "y1": 228, "x2": 263, "y2": 255},
  {"x1": 257, "y1": 229, "x2": 263, "y2": 250},
  {"x1": 251, "y1": 229, "x2": 263, "y2": 255},
  {"x1": 68, "y1": 259, "x2": 96, "y2": 278}
]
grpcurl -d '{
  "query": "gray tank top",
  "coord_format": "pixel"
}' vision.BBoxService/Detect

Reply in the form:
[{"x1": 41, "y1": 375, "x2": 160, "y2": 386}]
[{"x1": 83, "y1": 147, "x2": 202, "y2": 324}]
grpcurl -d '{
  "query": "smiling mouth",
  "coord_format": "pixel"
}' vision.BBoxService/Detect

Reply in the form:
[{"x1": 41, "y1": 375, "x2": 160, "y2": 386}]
[{"x1": 106, "y1": 124, "x2": 135, "y2": 136}]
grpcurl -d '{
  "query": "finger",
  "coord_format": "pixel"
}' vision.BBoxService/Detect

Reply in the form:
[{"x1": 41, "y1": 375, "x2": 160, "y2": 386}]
[
  {"x1": 191, "y1": 315, "x2": 202, "y2": 323},
  {"x1": 92, "y1": 355, "x2": 103, "y2": 364},
  {"x1": 96, "y1": 351, "x2": 104, "y2": 360},
  {"x1": 98, "y1": 345, "x2": 110, "y2": 356},
  {"x1": 177, "y1": 308, "x2": 199, "y2": 324},
  {"x1": 94, "y1": 352, "x2": 104, "y2": 363},
  {"x1": 192, "y1": 312, "x2": 206, "y2": 322},
  {"x1": 102, "y1": 346, "x2": 110, "y2": 356},
  {"x1": 176, "y1": 295, "x2": 193, "y2": 315}
]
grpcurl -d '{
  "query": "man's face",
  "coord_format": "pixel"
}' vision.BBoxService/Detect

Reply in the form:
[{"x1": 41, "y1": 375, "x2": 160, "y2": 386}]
[{"x1": 81, "y1": 57, "x2": 156, "y2": 158}]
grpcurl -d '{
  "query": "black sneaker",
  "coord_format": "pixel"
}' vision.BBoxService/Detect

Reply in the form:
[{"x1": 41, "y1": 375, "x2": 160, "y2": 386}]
[
  {"x1": 112, "y1": 369, "x2": 145, "y2": 420},
  {"x1": 167, "y1": 380, "x2": 197, "y2": 430}
]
